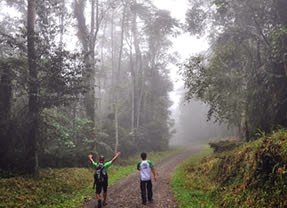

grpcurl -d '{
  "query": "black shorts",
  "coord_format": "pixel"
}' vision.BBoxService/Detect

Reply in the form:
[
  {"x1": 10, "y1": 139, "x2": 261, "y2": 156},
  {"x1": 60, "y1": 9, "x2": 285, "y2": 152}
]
[{"x1": 95, "y1": 177, "x2": 108, "y2": 194}]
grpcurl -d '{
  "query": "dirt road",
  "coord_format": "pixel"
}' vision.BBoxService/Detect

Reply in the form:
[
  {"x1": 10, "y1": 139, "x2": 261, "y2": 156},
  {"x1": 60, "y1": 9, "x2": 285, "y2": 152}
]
[{"x1": 84, "y1": 147, "x2": 199, "y2": 208}]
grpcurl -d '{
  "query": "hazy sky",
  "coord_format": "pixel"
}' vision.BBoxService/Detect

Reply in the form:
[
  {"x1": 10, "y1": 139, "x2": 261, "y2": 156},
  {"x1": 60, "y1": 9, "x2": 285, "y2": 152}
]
[
  {"x1": 153, "y1": 0, "x2": 209, "y2": 111},
  {"x1": 0, "y1": 0, "x2": 209, "y2": 111}
]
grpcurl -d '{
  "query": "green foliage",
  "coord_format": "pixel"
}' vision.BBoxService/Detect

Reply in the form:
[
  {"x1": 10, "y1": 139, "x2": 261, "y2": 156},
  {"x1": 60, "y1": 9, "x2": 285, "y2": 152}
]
[
  {"x1": 179, "y1": 129, "x2": 287, "y2": 207},
  {"x1": 0, "y1": 0, "x2": 85, "y2": 173},
  {"x1": 181, "y1": 36, "x2": 248, "y2": 125},
  {"x1": 271, "y1": 26, "x2": 287, "y2": 61},
  {"x1": 185, "y1": 0, "x2": 208, "y2": 35},
  {"x1": 171, "y1": 146, "x2": 215, "y2": 208},
  {"x1": 209, "y1": 140, "x2": 242, "y2": 153},
  {"x1": 210, "y1": 129, "x2": 287, "y2": 207},
  {"x1": 0, "y1": 148, "x2": 180, "y2": 208},
  {"x1": 40, "y1": 108, "x2": 108, "y2": 167},
  {"x1": 0, "y1": 0, "x2": 177, "y2": 174},
  {"x1": 184, "y1": 0, "x2": 287, "y2": 138},
  {"x1": 0, "y1": 168, "x2": 92, "y2": 208}
]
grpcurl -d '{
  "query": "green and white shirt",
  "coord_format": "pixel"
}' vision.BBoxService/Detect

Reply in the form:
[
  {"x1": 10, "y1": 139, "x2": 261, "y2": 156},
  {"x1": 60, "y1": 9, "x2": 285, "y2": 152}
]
[{"x1": 137, "y1": 160, "x2": 154, "y2": 181}]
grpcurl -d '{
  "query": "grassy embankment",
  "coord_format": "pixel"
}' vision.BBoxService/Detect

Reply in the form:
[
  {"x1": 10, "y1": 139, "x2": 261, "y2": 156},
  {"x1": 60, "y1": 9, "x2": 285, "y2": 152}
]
[
  {"x1": 0, "y1": 148, "x2": 182, "y2": 208},
  {"x1": 171, "y1": 145, "x2": 215, "y2": 208},
  {"x1": 172, "y1": 129, "x2": 287, "y2": 208}
]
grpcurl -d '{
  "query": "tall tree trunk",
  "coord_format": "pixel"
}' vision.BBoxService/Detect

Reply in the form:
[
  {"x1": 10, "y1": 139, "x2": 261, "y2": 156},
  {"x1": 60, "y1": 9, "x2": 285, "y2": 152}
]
[
  {"x1": 239, "y1": 110, "x2": 249, "y2": 141},
  {"x1": 110, "y1": 9, "x2": 118, "y2": 152},
  {"x1": 0, "y1": 63, "x2": 12, "y2": 169},
  {"x1": 74, "y1": 0, "x2": 100, "y2": 125},
  {"x1": 86, "y1": 0, "x2": 96, "y2": 123},
  {"x1": 0, "y1": 64, "x2": 12, "y2": 131},
  {"x1": 99, "y1": 21, "x2": 108, "y2": 135},
  {"x1": 114, "y1": 6, "x2": 126, "y2": 153},
  {"x1": 59, "y1": 0, "x2": 65, "y2": 51},
  {"x1": 130, "y1": 45, "x2": 135, "y2": 133},
  {"x1": 27, "y1": 0, "x2": 39, "y2": 174},
  {"x1": 136, "y1": 62, "x2": 144, "y2": 129},
  {"x1": 131, "y1": 1, "x2": 143, "y2": 131},
  {"x1": 275, "y1": 0, "x2": 287, "y2": 77}
]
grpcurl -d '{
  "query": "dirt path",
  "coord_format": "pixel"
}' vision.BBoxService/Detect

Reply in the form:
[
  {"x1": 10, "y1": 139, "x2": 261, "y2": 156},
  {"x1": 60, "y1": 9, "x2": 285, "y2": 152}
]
[{"x1": 84, "y1": 147, "x2": 200, "y2": 208}]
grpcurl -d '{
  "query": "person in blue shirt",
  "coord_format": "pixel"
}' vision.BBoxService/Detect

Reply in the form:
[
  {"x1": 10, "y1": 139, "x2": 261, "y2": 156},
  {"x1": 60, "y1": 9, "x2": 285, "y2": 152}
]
[
  {"x1": 89, "y1": 152, "x2": 120, "y2": 208},
  {"x1": 137, "y1": 152, "x2": 156, "y2": 205}
]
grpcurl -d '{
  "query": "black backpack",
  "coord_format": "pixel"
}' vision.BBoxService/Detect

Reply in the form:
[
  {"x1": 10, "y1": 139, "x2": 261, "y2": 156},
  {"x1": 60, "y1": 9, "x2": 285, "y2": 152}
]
[{"x1": 94, "y1": 163, "x2": 106, "y2": 183}]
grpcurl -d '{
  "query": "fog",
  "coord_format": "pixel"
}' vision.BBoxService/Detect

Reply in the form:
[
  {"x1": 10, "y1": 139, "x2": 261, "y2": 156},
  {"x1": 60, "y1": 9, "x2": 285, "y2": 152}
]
[{"x1": 170, "y1": 98, "x2": 233, "y2": 146}]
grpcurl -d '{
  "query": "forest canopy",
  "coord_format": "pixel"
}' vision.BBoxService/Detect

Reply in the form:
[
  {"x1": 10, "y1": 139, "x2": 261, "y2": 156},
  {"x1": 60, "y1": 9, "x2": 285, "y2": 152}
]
[
  {"x1": 182, "y1": 0, "x2": 287, "y2": 140},
  {"x1": 0, "y1": 0, "x2": 178, "y2": 174}
]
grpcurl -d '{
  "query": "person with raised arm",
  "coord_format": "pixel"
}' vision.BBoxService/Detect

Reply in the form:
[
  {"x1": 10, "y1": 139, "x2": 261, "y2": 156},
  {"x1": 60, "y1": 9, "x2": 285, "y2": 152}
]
[{"x1": 88, "y1": 152, "x2": 121, "y2": 208}]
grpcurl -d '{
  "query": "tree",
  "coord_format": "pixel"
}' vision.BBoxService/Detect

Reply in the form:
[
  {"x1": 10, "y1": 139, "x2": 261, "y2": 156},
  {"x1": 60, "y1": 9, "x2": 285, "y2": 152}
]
[
  {"x1": 26, "y1": 0, "x2": 39, "y2": 174},
  {"x1": 183, "y1": 0, "x2": 287, "y2": 139},
  {"x1": 0, "y1": 0, "x2": 178, "y2": 172},
  {"x1": 0, "y1": 0, "x2": 85, "y2": 173}
]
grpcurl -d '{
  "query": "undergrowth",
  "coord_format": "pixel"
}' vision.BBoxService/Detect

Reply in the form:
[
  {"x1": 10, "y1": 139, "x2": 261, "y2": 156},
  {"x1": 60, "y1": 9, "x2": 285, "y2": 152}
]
[
  {"x1": 0, "y1": 168, "x2": 92, "y2": 208},
  {"x1": 172, "y1": 129, "x2": 287, "y2": 208},
  {"x1": 0, "y1": 148, "x2": 181, "y2": 208},
  {"x1": 171, "y1": 145, "x2": 215, "y2": 208}
]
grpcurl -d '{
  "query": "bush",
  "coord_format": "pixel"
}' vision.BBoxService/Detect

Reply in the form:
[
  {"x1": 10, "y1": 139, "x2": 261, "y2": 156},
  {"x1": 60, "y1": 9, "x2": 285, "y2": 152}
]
[{"x1": 209, "y1": 140, "x2": 242, "y2": 153}]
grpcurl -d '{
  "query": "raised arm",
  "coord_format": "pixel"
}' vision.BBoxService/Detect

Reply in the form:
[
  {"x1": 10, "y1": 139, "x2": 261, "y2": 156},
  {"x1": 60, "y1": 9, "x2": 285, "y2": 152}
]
[
  {"x1": 88, "y1": 153, "x2": 96, "y2": 164},
  {"x1": 111, "y1": 152, "x2": 121, "y2": 163}
]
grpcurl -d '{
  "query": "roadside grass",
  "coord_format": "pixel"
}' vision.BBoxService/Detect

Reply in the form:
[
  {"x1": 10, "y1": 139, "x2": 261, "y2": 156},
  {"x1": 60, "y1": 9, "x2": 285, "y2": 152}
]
[
  {"x1": 0, "y1": 168, "x2": 93, "y2": 208},
  {"x1": 172, "y1": 129, "x2": 287, "y2": 208},
  {"x1": 0, "y1": 147, "x2": 182, "y2": 208},
  {"x1": 171, "y1": 145, "x2": 216, "y2": 208}
]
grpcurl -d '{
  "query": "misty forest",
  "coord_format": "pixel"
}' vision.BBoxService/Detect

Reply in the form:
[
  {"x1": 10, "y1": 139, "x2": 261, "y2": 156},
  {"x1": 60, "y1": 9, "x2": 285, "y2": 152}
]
[{"x1": 1, "y1": 0, "x2": 287, "y2": 208}]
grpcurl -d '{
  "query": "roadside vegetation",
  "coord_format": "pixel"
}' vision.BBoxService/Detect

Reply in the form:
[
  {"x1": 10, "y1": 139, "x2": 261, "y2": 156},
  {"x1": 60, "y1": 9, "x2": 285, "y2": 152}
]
[
  {"x1": 171, "y1": 146, "x2": 215, "y2": 208},
  {"x1": 172, "y1": 129, "x2": 287, "y2": 208},
  {"x1": 0, "y1": 148, "x2": 181, "y2": 208}
]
